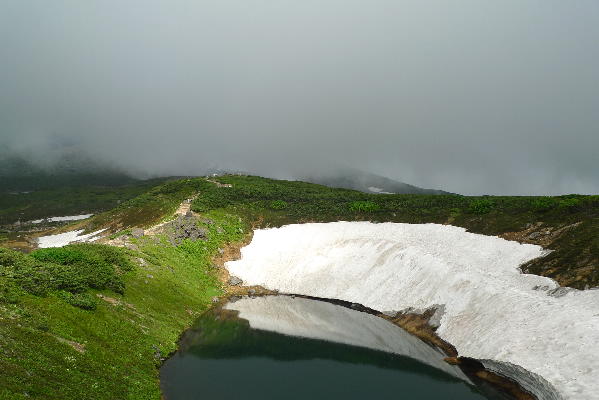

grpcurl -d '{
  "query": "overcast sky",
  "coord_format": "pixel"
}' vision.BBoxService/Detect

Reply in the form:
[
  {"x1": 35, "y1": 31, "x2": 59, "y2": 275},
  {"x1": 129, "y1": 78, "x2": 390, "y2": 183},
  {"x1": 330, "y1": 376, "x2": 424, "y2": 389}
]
[{"x1": 1, "y1": 0, "x2": 598, "y2": 195}]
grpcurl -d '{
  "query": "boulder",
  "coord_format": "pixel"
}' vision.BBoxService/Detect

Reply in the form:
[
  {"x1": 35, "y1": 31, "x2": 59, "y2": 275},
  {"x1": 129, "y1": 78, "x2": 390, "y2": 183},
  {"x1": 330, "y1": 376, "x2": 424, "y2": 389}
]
[
  {"x1": 547, "y1": 287, "x2": 576, "y2": 298},
  {"x1": 131, "y1": 228, "x2": 144, "y2": 238},
  {"x1": 166, "y1": 215, "x2": 208, "y2": 245},
  {"x1": 228, "y1": 276, "x2": 243, "y2": 286},
  {"x1": 528, "y1": 231, "x2": 542, "y2": 240}
]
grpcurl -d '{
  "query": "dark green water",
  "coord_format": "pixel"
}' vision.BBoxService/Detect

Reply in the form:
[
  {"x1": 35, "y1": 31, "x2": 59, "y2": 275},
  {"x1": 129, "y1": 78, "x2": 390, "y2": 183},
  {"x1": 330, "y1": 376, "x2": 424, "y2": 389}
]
[{"x1": 160, "y1": 296, "x2": 507, "y2": 400}]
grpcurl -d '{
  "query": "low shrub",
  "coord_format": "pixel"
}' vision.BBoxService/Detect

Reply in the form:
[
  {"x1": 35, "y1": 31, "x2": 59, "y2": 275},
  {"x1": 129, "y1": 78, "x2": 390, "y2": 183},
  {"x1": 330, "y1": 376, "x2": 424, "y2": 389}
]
[
  {"x1": 532, "y1": 197, "x2": 557, "y2": 211},
  {"x1": 559, "y1": 198, "x2": 582, "y2": 209},
  {"x1": 0, "y1": 278, "x2": 23, "y2": 304},
  {"x1": 57, "y1": 290, "x2": 98, "y2": 310},
  {"x1": 269, "y1": 200, "x2": 288, "y2": 210},
  {"x1": 31, "y1": 244, "x2": 133, "y2": 294},
  {"x1": 349, "y1": 201, "x2": 380, "y2": 212},
  {"x1": 0, "y1": 244, "x2": 133, "y2": 303},
  {"x1": 468, "y1": 199, "x2": 495, "y2": 214},
  {"x1": 449, "y1": 207, "x2": 462, "y2": 216}
]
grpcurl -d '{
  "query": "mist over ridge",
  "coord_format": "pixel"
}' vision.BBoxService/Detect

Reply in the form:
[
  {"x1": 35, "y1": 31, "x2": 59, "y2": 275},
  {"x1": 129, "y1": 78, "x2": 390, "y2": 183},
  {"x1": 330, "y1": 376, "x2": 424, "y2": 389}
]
[{"x1": 1, "y1": 0, "x2": 599, "y2": 195}]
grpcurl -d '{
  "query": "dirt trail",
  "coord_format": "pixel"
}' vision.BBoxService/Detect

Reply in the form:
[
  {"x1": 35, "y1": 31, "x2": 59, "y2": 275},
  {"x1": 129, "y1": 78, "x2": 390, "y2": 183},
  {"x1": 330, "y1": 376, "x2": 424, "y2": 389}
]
[
  {"x1": 206, "y1": 178, "x2": 232, "y2": 188},
  {"x1": 104, "y1": 178, "x2": 231, "y2": 247}
]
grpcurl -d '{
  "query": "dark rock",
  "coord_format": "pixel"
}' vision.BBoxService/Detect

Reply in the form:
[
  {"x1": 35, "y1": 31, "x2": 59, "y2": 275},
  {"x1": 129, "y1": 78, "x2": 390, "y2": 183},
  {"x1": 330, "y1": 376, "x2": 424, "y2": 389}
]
[
  {"x1": 185, "y1": 210, "x2": 194, "y2": 218},
  {"x1": 547, "y1": 287, "x2": 576, "y2": 298},
  {"x1": 152, "y1": 344, "x2": 162, "y2": 361},
  {"x1": 532, "y1": 285, "x2": 551, "y2": 291},
  {"x1": 228, "y1": 276, "x2": 243, "y2": 286},
  {"x1": 166, "y1": 215, "x2": 208, "y2": 245},
  {"x1": 428, "y1": 304, "x2": 446, "y2": 328},
  {"x1": 131, "y1": 228, "x2": 144, "y2": 238},
  {"x1": 528, "y1": 232, "x2": 542, "y2": 240}
]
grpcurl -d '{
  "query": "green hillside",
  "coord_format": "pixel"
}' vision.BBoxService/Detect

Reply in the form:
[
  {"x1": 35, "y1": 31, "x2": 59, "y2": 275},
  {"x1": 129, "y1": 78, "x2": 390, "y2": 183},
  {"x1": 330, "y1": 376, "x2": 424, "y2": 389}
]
[{"x1": 0, "y1": 175, "x2": 597, "y2": 399}]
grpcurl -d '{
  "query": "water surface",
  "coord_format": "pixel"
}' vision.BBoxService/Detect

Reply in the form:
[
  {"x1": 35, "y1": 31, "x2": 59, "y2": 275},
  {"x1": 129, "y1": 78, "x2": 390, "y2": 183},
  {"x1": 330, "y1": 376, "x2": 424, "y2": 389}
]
[{"x1": 160, "y1": 296, "x2": 510, "y2": 400}]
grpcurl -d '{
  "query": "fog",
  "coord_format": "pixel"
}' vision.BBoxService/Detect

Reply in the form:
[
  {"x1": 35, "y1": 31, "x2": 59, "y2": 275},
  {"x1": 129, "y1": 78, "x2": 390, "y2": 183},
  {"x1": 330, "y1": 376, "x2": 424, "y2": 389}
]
[{"x1": 1, "y1": 0, "x2": 598, "y2": 195}]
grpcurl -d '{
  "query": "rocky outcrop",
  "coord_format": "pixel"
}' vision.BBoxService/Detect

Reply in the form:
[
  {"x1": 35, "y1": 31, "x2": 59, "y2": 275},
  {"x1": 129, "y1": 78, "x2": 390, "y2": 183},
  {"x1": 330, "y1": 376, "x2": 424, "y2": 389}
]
[{"x1": 165, "y1": 215, "x2": 207, "y2": 245}]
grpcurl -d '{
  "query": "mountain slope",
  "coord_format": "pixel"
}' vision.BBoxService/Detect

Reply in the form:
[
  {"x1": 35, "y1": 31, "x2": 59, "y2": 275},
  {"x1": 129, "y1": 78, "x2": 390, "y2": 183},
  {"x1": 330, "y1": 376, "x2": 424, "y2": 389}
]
[{"x1": 301, "y1": 170, "x2": 452, "y2": 195}]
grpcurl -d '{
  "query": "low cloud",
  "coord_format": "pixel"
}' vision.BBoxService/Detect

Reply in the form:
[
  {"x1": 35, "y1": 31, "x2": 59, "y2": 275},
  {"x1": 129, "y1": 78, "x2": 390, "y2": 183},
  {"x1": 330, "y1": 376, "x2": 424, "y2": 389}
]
[{"x1": 1, "y1": 0, "x2": 598, "y2": 195}]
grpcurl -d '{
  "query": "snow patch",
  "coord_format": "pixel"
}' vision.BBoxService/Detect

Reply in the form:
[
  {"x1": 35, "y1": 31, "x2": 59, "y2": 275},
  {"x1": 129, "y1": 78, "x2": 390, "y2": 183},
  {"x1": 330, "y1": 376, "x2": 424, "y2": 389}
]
[
  {"x1": 37, "y1": 229, "x2": 107, "y2": 248},
  {"x1": 31, "y1": 214, "x2": 93, "y2": 224},
  {"x1": 367, "y1": 186, "x2": 393, "y2": 194},
  {"x1": 226, "y1": 222, "x2": 599, "y2": 400}
]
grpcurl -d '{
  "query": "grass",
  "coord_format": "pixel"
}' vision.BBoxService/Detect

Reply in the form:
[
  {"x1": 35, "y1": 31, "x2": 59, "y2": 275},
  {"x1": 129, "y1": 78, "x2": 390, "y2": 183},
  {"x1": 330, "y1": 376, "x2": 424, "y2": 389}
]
[
  {"x1": 86, "y1": 178, "x2": 210, "y2": 231},
  {"x1": 0, "y1": 195, "x2": 245, "y2": 399},
  {"x1": 0, "y1": 174, "x2": 597, "y2": 399}
]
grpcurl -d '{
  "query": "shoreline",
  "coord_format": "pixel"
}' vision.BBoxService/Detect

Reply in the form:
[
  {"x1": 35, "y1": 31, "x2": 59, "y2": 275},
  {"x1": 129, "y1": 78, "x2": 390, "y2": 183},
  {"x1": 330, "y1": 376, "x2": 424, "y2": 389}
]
[
  {"x1": 223, "y1": 221, "x2": 598, "y2": 399},
  {"x1": 195, "y1": 228, "x2": 540, "y2": 400}
]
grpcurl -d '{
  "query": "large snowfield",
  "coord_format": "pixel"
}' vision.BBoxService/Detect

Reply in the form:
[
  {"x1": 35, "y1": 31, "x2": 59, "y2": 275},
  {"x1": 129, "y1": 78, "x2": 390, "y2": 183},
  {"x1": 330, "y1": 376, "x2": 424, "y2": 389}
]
[{"x1": 226, "y1": 222, "x2": 599, "y2": 400}]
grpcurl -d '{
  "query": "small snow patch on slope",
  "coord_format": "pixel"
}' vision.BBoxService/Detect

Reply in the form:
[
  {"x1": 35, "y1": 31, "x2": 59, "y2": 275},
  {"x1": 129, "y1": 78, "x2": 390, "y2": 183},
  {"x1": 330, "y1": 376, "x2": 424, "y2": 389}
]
[
  {"x1": 38, "y1": 229, "x2": 106, "y2": 248},
  {"x1": 31, "y1": 214, "x2": 93, "y2": 224},
  {"x1": 226, "y1": 222, "x2": 599, "y2": 400},
  {"x1": 367, "y1": 186, "x2": 393, "y2": 194}
]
